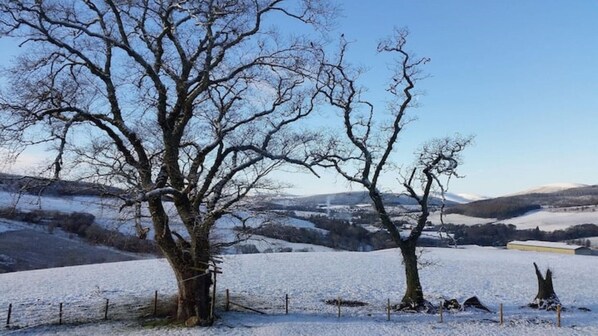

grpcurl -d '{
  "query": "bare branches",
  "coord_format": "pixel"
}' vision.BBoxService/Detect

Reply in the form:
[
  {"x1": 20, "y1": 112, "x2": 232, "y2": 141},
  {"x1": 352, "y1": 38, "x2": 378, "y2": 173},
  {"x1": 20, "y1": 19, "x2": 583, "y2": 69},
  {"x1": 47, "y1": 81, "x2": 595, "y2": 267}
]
[
  {"x1": 0, "y1": 0, "x2": 332, "y2": 265},
  {"x1": 316, "y1": 28, "x2": 472, "y2": 250}
]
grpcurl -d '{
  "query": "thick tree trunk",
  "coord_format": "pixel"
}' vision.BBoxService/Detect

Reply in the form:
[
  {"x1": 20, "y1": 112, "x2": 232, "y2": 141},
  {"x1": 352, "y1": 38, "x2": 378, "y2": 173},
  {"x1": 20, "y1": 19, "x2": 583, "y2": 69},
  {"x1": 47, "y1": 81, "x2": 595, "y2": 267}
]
[
  {"x1": 149, "y1": 200, "x2": 214, "y2": 325},
  {"x1": 529, "y1": 262, "x2": 561, "y2": 310},
  {"x1": 174, "y1": 265, "x2": 212, "y2": 324},
  {"x1": 397, "y1": 242, "x2": 431, "y2": 311},
  {"x1": 173, "y1": 234, "x2": 214, "y2": 326}
]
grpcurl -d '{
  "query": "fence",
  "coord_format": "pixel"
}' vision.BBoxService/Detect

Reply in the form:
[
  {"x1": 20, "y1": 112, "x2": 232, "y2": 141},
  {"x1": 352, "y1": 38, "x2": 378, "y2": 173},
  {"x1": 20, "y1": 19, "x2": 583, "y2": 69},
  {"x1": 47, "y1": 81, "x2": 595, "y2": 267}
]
[
  {"x1": 3, "y1": 289, "x2": 568, "y2": 331},
  {"x1": 3, "y1": 291, "x2": 169, "y2": 330},
  {"x1": 221, "y1": 289, "x2": 566, "y2": 327}
]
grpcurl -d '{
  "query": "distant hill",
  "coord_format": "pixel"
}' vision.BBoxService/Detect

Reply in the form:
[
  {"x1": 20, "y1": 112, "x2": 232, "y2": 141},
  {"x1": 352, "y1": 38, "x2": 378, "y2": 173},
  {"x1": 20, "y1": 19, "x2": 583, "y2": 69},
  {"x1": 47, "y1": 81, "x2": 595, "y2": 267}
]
[
  {"x1": 447, "y1": 184, "x2": 598, "y2": 219},
  {"x1": 0, "y1": 173, "x2": 124, "y2": 197},
  {"x1": 279, "y1": 191, "x2": 458, "y2": 207},
  {"x1": 440, "y1": 192, "x2": 487, "y2": 204},
  {"x1": 507, "y1": 183, "x2": 589, "y2": 196}
]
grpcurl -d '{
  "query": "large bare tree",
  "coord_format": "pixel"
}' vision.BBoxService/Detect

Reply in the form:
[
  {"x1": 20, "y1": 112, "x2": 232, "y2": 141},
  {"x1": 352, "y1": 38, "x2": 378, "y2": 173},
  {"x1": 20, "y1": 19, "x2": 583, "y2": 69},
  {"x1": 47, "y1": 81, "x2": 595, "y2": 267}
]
[
  {"x1": 0, "y1": 0, "x2": 334, "y2": 325},
  {"x1": 318, "y1": 29, "x2": 472, "y2": 311}
]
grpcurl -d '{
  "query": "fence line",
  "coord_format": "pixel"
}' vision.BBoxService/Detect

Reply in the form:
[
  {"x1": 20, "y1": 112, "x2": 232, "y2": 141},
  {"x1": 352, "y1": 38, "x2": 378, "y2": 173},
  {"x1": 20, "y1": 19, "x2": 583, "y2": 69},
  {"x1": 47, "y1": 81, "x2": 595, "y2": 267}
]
[{"x1": 2, "y1": 289, "x2": 568, "y2": 331}]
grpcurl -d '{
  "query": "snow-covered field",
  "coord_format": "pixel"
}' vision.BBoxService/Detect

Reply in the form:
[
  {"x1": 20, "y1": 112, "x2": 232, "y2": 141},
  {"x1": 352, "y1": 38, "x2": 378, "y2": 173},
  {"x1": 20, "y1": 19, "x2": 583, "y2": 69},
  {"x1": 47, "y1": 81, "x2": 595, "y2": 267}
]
[
  {"x1": 427, "y1": 208, "x2": 598, "y2": 232},
  {"x1": 0, "y1": 190, "x2": 151, "y2": 236},
  {"x1": 428, "y1": 212, "x2": 497, "y2": 226},
  {"x1": 1, "y1": 246, "x2": 596, "y2": 335},
  {"x1": 500, "y1": 209, "x2": 598, "y2": 231},
  {"x1": 0, "y1": 190, "x2": 330, "y2": 246}
]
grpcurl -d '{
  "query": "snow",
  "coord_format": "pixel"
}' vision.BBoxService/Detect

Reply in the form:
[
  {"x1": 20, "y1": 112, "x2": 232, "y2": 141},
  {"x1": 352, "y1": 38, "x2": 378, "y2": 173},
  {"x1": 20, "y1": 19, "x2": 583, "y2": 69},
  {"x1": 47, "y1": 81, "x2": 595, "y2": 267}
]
[
  {"x1": 0, "y1": 190, "x2": 328, "y2": 247},
  {"x1": 230, "y1": 235, "x2": 337, "y2": 253},
  {"x1": 507, "y1": 183, "x2": 589, "y2": 196},
  {"x1": 439, "y1": 192, "x2": 487, "y2": 204},
  {"x1": 0, "y1": 218, "x2": 28, "y2": 234},
  {"x1": 0, "y1": 190, "x2": 149, "y2": 236},
  {"x1": 428, "y1": 212, "x2": 497, "y2": 226},
  {"x1": 427, "y1": 207, "x2": 598, "y2": 232},
  {"x1": 1, "y1": 246, "x2": 597, "y2": 335},
  {"x1": 501, "y1": 209, "x2": 598, "y2": 231}
]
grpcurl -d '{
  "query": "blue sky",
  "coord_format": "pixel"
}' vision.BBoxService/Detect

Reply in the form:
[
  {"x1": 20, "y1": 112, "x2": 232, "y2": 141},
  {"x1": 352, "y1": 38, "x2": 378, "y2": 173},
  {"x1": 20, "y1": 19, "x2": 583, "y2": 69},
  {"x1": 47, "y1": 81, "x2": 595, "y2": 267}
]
[
  {"x1": 286, "y1": 0, "x2": 598, "y2": 197},
  {"x1": 2, "y1": 1, "x2": 598, "y2": 197}
]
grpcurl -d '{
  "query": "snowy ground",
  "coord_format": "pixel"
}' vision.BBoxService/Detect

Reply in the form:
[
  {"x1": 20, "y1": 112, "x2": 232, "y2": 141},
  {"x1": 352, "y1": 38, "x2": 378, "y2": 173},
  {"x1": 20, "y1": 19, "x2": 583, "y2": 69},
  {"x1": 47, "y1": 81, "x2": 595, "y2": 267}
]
[
  {"x1": 501, "y1": 209, "x2": 598, "y2": 231},
  {"x1": 0, "y1": 190, "x2": 330, "y2": 245},
  {"x1": 3, "y1": 188, "x2": 597, "y2": 241},
  {"x1": 428, "y1": 212, "x2": 497, "y2": 226},
  {"x1": 0, "y1": 190, "x2": 151, "y2": 236},
  {"x1": 428, "y1": 208, "x2": 598, "y2": 232},
  {"x1": 1, "y1": 246, "x2": 596, "y2": 335}
]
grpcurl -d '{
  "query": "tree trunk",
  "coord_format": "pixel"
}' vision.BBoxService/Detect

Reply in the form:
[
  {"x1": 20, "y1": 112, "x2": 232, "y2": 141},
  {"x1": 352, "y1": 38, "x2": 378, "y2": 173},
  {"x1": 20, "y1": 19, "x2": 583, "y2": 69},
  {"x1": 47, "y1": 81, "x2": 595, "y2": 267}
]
[
  {"x1": 529, "y1": 262, "x2": 561, "y2": 310},
  {"x1": 148, "y1": 200, "x2": 214, "y2": 325},
  {"x1": 397, "y1": 242, "x2": 430, "y2": 311},
  {"x1": 174, "y1": 265, "x2": 212, "y2": 325}
]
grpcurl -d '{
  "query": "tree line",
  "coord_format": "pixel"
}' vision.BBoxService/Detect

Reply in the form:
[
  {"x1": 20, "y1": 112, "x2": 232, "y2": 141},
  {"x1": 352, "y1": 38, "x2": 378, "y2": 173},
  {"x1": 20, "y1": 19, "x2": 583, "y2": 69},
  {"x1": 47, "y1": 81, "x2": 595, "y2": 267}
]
[{"x1": 442, "y1": 223, "x2": 598, "y2": 247}]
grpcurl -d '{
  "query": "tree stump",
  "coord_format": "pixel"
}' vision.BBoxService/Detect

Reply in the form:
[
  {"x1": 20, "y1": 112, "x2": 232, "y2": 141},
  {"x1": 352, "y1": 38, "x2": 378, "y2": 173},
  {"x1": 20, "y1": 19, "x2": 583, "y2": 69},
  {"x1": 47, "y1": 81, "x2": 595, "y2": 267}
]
[{"x1": 529, "y1": 262, "x2": 561, "y2": 310}]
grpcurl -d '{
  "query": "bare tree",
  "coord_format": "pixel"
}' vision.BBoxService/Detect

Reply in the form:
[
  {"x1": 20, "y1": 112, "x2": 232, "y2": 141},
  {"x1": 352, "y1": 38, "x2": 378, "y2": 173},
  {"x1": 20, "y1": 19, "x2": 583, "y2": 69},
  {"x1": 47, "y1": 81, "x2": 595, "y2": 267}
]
[
  {"x1": 0, "y1": 0, "x2": 334, "y2": 325},
  {"x1": 317, "y1": 29, "x2": 472, "y2": 311}
]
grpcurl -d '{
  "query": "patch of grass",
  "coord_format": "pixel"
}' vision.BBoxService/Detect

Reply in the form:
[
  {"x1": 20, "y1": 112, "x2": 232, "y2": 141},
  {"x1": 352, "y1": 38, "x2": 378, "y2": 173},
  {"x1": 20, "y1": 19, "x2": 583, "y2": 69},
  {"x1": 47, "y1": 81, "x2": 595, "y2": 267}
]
[
  {"x1": 140, "y1": 317, "x2": 183, "y2": 328},
  {"x1": 136, "y1": 294, "x2": 178, "y2": 319},
  {"x1": 324, "y1": 298, "x2": 368, "y2": 307}
]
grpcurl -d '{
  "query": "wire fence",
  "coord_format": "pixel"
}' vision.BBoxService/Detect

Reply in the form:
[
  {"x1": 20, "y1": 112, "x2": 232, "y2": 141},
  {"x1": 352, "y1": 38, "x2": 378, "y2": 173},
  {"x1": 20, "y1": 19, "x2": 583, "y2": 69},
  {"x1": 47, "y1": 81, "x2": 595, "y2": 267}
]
[
  {"x1": 2, "y1": 288, "x2": 576, "y2": 332},
  {"x1": 3, "y1": 291, "x2": 167, "y2": 330}
]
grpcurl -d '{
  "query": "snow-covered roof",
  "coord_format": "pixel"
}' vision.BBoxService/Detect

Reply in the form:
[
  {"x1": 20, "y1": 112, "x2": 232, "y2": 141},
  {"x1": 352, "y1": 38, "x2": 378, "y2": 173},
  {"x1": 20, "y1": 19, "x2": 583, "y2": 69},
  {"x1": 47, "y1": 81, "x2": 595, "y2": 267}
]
[{"x1": 507, "y1": 240, "x2": 587, "y2": 250}]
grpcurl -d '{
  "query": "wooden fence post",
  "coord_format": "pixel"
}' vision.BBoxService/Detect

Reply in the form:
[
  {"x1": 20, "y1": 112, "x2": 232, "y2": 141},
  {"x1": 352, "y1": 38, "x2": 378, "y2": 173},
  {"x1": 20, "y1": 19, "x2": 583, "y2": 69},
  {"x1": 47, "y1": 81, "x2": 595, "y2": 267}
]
[
  {"x1": 387, "y1": 299, "x2": 390, "y2": 321},
  {"x1": 6, "y1": 303, "x2": 11, "y2": 327},
  {"x1": 285, "y1": 294, "x2": 289, "y2": 315},
  {"x1": 557, "y1": 304, "x2": 561, "y2": 327},
  {"x1": 153, "y1": 290, "x2": 158, "y2": 317},
  {"x1": 439, "y1": 301, "x2": 443, "y2": 323},
  {"x1": 225, "y1": 289, "x2": 230, "y2": 312},
  {"x1": 499, "y1": 303, "x2": 503, "y2": 326},
  {"x1": 337, "y1": 296, "x2": 341, "y2": 318},
  {"x1": 210, "y1": 270, "x2": 217, "y2": 321},
  {"x1": 104, "y1": 299, "x2": 109, "y2": 320},
  {"x1": 59, "y1": 302, "x2": 63, "y2": 325}
]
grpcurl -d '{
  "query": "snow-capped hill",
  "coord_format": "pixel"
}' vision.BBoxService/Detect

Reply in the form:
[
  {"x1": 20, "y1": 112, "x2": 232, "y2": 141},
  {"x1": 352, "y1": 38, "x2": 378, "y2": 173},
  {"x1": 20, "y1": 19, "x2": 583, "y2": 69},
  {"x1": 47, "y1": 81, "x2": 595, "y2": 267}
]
[
  {"x1": 508, "y1": 183, "x2": 589, "y2": 196},
  {"x1": 441, "y1": 192, "x2": 487, "y2": 204}
]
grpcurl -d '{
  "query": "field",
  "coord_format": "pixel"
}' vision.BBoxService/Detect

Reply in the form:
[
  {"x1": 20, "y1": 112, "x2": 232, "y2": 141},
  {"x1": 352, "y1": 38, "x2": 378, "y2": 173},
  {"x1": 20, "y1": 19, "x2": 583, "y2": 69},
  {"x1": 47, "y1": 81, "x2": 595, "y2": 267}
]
[{"x1": 1, "y1": 246, "x2": 596, "y2": 335}]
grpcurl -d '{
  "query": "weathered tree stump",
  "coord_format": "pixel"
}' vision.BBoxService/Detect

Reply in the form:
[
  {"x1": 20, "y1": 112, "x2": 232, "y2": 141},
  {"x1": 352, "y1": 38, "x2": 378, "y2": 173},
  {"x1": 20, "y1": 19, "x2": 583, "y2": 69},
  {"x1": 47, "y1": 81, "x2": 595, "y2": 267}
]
[{"x1": 529, "y1": 262, "x2": 561, "y2": 310}]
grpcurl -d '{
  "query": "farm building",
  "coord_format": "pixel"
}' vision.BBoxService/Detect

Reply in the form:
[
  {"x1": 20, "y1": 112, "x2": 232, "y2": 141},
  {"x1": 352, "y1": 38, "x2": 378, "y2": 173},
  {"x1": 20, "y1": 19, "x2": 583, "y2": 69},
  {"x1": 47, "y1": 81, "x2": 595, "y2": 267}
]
[{"x1": 507, "y1": 240, "x2": 593, "y2": 255}]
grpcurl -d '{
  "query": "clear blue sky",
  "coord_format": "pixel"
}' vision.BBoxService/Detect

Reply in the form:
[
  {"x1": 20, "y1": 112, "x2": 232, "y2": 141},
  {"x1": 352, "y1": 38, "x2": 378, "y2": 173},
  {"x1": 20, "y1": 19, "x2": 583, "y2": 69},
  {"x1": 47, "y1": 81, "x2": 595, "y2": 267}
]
[
  {"x1": 286, "y1": 0, "x2": 598, "y2": 197},
  {"x1": 2, "y1": 1, "x2": 598, "y2": 197}
]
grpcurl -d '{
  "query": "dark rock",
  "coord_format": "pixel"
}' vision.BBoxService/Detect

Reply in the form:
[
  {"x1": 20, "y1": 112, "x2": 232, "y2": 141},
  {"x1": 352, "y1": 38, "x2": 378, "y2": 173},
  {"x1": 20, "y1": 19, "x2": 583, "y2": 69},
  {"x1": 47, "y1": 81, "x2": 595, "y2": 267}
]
[{"x1": 463, "y1": 296, "x2": 491, "y2": 313}]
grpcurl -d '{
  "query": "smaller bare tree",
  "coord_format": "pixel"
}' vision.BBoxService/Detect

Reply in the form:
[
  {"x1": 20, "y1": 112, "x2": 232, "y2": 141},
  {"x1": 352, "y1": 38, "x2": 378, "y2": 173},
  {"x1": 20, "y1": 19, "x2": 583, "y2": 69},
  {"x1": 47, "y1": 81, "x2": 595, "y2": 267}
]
[{"x1": 317, "y1": 28, "x2": 472, "y2": 311}]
